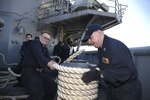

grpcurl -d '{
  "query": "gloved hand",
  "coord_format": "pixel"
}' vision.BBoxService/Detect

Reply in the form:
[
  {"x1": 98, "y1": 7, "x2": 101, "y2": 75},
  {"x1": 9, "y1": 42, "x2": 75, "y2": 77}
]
[{"x1": 81, "y1": 68, "x2": 100, "y2": 84}]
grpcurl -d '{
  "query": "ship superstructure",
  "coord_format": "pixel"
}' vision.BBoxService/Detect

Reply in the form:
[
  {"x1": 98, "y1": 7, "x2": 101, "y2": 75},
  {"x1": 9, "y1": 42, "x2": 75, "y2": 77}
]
[
  {"x1": 4, "y1": 1, "x2": 150, "y2": 100},
  {"x1": 37, "y1": 0, "x2": 127, "y2": 43}
]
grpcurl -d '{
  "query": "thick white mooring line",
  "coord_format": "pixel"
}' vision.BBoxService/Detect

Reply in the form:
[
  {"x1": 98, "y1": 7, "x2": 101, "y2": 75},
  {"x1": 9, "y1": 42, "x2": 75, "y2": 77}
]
[{"x1": 53, "y1": 49, "x2": 100, "y2": 100}]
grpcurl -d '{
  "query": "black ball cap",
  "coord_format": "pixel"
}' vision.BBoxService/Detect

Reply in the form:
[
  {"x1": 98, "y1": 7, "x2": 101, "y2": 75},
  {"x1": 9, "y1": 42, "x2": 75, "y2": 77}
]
[{"x1": 82, "y1": 24, "x2": 102, "y2": 42}]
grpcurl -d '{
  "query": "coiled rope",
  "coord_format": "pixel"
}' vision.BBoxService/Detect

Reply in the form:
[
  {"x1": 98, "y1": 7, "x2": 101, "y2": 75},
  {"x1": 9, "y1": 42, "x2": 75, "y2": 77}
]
[
  {"x1": 0, "y1": 52, "x2": 28, "y2": 100},
  {"x1": 53, "y1": 49, "x2": 99, "y2": 100}
]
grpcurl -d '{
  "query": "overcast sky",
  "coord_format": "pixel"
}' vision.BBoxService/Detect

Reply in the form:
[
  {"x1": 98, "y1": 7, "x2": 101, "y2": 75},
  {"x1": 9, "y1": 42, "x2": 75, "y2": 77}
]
[
  {"x1": 104, "y1": 0, "x2": 150, "y2": 48},
  {"x1": 77, "y1": 0, "x2": 150, "y2": 51}
]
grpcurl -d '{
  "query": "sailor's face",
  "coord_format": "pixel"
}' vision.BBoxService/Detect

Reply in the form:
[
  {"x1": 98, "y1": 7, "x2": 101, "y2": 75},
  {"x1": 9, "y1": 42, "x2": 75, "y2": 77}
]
[
  {"x1": 88, "y1": 30, "x2": 101, "y2": 48},
  {"x1": 40, "y1": 33, "x2": 51, "y2": 45},
  {"x1": 25, "y1": 35, "x2": 32, "y2": 41}
]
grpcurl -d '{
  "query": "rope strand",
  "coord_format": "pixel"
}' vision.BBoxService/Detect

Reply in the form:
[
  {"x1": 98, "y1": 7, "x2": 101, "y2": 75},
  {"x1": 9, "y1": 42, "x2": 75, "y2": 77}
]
[{"x1": 52, "y1": 49, "x2": 99, "y2": 100}]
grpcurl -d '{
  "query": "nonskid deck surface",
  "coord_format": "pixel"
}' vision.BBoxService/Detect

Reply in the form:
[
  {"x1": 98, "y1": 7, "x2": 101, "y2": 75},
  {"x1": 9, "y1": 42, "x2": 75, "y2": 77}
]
[
  {"x1": 0, "y1": 84, "x2": 26, "y2": 96},
  {"x1": 0, "y1": 84, "x2": 28, "y2": 100}
]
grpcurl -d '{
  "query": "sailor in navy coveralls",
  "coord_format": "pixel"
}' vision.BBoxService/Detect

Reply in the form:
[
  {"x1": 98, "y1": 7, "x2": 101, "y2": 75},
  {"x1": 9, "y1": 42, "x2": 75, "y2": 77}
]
[
  {"x1": 21, "y1": 31, "x2": 57, "y2": 100},
  {"x1": 81, "y1": 24, "x2": 142, "y2": 100}
]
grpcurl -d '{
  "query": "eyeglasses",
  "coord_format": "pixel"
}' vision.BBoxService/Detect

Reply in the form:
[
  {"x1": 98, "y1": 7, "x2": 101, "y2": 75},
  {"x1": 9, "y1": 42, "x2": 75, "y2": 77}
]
[{"x1": 42, "y1": 35, "x2": 50, "y2": 41}]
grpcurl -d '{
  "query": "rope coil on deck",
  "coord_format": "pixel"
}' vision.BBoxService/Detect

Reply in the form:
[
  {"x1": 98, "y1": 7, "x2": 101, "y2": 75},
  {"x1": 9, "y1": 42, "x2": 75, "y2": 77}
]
[{"x1": 53, "y1": 49, "x2": 100, "y2": 100}]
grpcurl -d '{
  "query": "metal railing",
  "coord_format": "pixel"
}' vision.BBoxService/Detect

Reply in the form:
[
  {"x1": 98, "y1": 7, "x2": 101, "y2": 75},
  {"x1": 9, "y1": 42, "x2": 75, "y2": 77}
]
[{"x1": 37, "y1": 0, "x2": 127, "y2": 20}]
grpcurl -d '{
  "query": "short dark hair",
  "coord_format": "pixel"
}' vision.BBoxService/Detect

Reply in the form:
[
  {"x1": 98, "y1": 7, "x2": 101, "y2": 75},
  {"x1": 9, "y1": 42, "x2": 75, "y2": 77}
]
[{"x1": 25, "y1": 33, "x2": 32, "y2": 37}]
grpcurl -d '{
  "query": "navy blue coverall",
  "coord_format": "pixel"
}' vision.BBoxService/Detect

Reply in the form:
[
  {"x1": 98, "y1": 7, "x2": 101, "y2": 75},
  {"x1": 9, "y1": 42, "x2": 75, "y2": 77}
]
[
  {"x1": 21, "y1": 40, "x2": 57, "y2": 100},
  {"x1": 53, "y1": 41, "x2": 70, "y2": 63},
  {"x1": 15, "y1": 41, "x2": 31, "y2": 73},
  {"x1": 98, "y1": 35, "x2": 142, "y2": 100}
]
